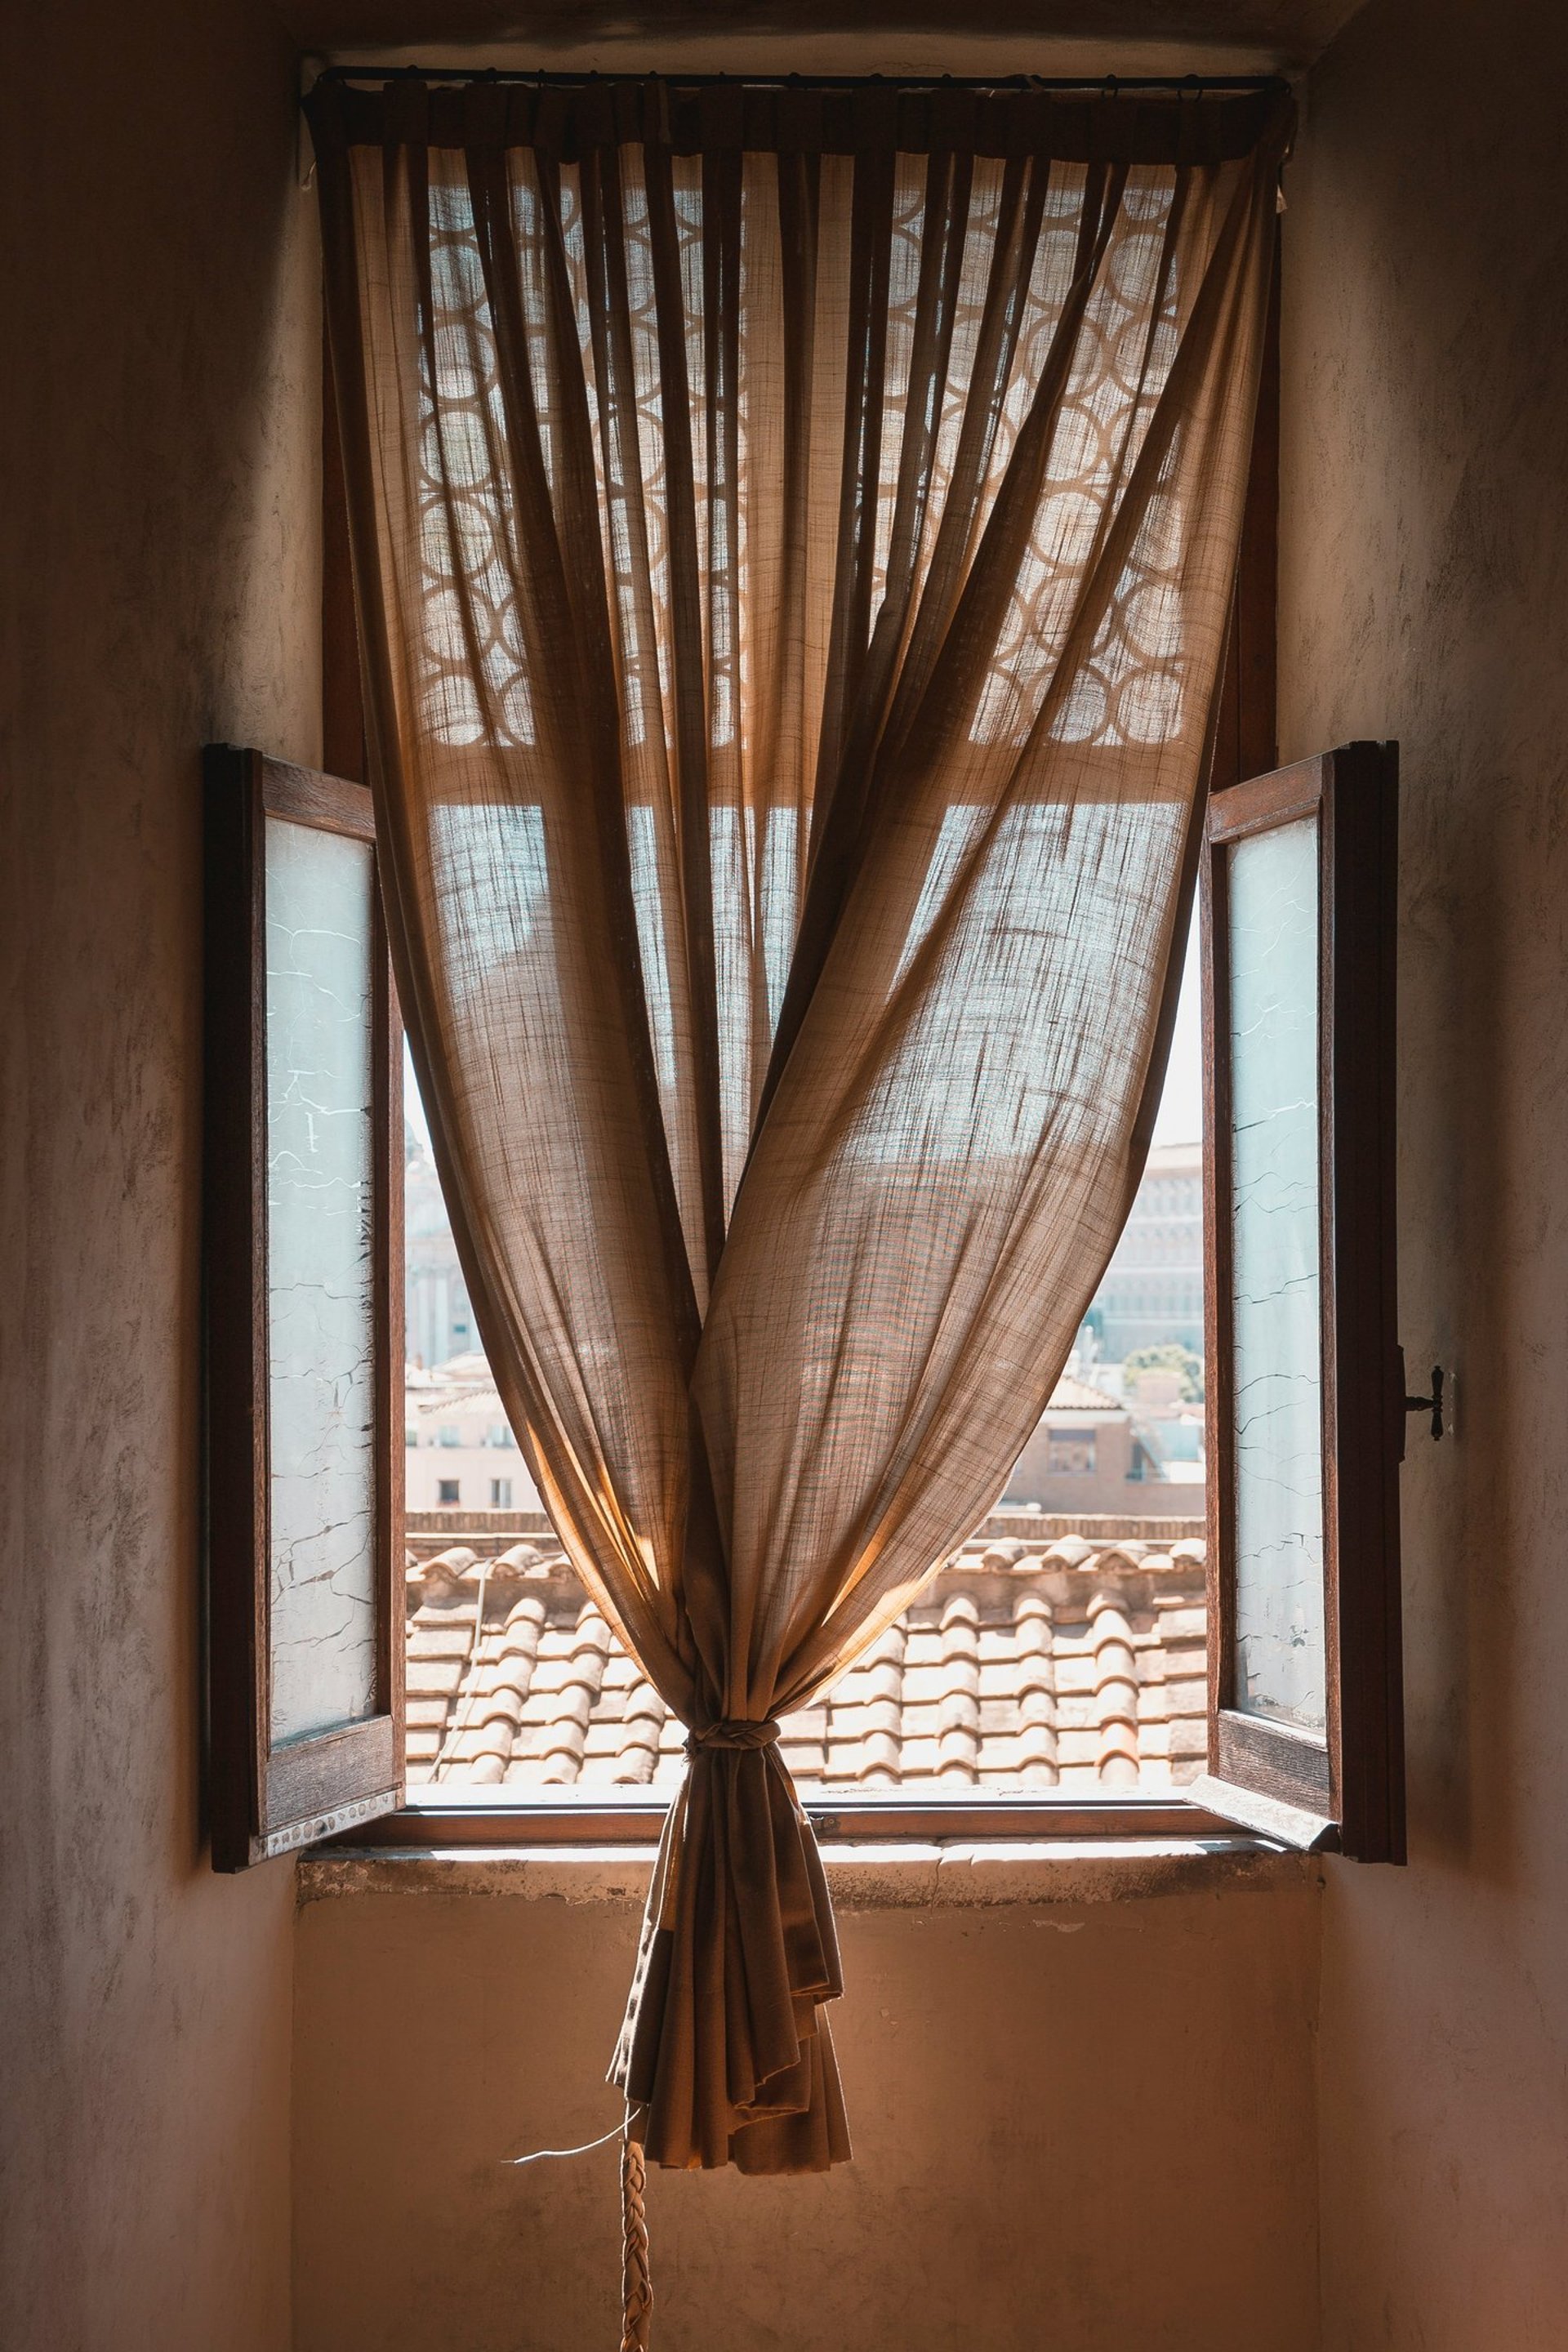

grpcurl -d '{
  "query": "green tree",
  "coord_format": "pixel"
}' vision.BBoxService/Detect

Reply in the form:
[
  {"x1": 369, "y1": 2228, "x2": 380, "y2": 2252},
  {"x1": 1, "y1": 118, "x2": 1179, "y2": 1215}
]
[{"x1": 1124, "y1": 1340, "x2": 1204, "y2": 1403}]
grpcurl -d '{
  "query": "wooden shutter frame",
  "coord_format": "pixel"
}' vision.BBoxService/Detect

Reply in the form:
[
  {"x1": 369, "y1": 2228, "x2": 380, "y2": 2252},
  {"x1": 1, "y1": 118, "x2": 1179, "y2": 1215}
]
[
  {"x1": 1193, "y1": 741, "x2": 1405, "y2": 1861},
  {"x1": 204, "y1": 743, "x2": 405, "y2": 1870}
]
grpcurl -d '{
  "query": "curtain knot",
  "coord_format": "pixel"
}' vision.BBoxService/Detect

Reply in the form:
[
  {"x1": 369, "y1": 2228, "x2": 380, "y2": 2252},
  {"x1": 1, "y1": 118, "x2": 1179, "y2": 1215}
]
[{"x1": 685, "y1": 1717, "x2": 781, "y2": 1755}]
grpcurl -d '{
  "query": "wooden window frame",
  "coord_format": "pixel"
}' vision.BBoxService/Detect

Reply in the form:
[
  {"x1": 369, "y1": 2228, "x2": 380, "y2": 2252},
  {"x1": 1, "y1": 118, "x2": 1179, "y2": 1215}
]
[
  {"x1": 1190, "y1": 742, "x2": 1405, "y2": 1860},
  {"x1": 1208, "y1": 221, "x2": 1281, "y2": 797},
  {"x1": 314, "y1": 236, "x2": 1295, "y2": 1856},
  {"x1": 203, "y1": 744, "x2": 405, "y2": 1869}
]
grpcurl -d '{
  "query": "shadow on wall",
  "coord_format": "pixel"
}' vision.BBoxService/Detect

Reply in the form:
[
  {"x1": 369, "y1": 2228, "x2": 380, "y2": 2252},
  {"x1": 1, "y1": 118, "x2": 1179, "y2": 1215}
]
[
  {"x1": 292, "y1": 1863, "x2": 1321, "y2": 2352},
  {"x1": 7, "y1": 7, "x2": 320, "y2": 2350}
]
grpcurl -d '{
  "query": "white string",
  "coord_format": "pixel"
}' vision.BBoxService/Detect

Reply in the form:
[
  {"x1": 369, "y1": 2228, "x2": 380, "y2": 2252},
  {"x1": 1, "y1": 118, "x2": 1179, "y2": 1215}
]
[{"x1": 506, "y1": 2122, "x2": 625, "y2": 2168}]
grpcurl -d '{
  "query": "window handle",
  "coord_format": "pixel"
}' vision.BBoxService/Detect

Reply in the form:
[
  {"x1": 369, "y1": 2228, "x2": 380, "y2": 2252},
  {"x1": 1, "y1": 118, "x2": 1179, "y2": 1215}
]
[{"x1": 1399, "y1": 1355, "x2": 1445, "y2": 1448}]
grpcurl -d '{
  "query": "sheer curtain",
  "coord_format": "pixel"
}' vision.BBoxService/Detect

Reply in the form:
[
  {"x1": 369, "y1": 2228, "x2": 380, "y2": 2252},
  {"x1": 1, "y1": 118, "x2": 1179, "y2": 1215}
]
[{"x1": 310, "y1": 75, "x2": 1288, "y2": 2176}]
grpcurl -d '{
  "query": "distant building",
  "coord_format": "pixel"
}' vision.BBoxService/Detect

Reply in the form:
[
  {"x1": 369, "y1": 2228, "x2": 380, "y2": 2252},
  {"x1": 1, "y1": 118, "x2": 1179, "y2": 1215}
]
[
  {"x1": 403, "y1": 1129, "x2": 1207, "y2": 1525},
  {"x1": 405, "y1": 1129, "x2": 477, "y2": 1369},
  {"x1": 1003, "y1": 1372, "x2": 1202, "y2": 1521},
  {"x1": 406, "y1": 1362, "x2": 1203, "y2": 1522},
  {"x1": 1085, "y1": 1139, "x2": 1204, "y2": 1360},
  {"x1": 405, "y1": 1356, "x2": 540, "y2": 1514}
]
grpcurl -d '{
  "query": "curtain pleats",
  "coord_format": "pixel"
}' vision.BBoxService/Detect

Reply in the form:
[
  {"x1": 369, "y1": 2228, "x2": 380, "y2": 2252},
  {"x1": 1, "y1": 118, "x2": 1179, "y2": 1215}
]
[{"x1": 309, "y1": 75, "x2": 1289, "y2": 2172}]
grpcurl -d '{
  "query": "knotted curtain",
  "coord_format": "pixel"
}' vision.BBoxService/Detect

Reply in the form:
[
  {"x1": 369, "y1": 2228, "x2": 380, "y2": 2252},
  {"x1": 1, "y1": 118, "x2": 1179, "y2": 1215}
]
[{"x1": 309, "y1": 74, "x2": 1289, "y2": 2174}]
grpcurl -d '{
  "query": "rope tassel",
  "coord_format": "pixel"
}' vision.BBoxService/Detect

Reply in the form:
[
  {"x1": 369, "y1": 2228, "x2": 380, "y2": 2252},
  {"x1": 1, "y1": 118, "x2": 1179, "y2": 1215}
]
[{"x1": 621, "y1": 2124, "x2": 653, "y2": 2352}]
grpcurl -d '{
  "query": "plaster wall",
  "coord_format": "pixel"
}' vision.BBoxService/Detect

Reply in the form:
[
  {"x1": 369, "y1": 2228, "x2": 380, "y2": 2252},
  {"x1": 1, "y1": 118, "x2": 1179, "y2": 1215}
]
[
  {"x1": 292, "y1": 1854, "x2": 1321, "y2": 2352},
  {"x1": 1281, "y1": 2, "x2": 1568, "y2": 2342},
  {"x1": 1, "y1": 5, "x2": 321, "y2": 2346}
]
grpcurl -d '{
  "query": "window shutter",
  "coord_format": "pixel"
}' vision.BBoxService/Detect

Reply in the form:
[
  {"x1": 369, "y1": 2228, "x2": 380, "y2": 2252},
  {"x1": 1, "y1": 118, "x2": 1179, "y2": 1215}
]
[
  {"x1": 1191, "y1": 742, "x2": 1406, "y2": 1860},
  {"x1": 203, "y1": 745, "x2": 404, "y2": 1869}
]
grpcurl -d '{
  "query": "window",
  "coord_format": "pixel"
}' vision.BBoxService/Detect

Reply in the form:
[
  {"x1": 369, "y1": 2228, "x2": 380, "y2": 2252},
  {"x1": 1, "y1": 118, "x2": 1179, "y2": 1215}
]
[
  {"x1": 395, "y1": 897, "x2": 1230, "y2": 1800},
  {"x1": 397, "y1": 986, "x2": 1226, "y2": 1797},
  {"x1": 1190, "y1": 742, "x2": 1405, "y2": 1860},
  {"x1": 209, "y1": 224, "x2": 1402, "y2": 1861},
  {"x1": 207, "y1": 734, "x2": 1405, "y2": 1858},
  {"x1": 392, "y1": 744, "x2": 1404, "y2": 1833},
  {"x1": 1046, "y1": 1430, "x2": 1096, "y2": 1476},
  {"x1": 202, "y1": 746, "x2": 403, "y2": 1869}
]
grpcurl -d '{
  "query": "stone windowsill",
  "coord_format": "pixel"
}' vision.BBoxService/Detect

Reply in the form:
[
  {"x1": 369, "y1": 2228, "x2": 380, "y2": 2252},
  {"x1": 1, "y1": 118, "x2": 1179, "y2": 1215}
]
[{"x1": 297, "y1": 1838, "x2": 1315, "y2": 1910}]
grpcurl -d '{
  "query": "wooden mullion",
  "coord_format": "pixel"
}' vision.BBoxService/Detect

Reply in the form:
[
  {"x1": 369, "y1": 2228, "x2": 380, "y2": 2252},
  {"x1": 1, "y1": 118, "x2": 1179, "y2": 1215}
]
[
  {"x1": 1209, "y1": 214, "x2": 1279, "y2": 795},
  {"x1": 1200, "y1": 780, "x2": 1234, "y2": 1799},
  {"x1": 1318, "y1": 760, "x2": 1344, "y2": 1820},
  {"x1": 265, "y1": 1717, "x2": 400, "y2": 1835},
  {"x1": 1327, "y1": 743, "x2": 1404, "y2": 1859},
  {"x1": 374, "y1": 866, "x2": 406, "y2": 1784},
  {"x1": 1205, "y1": 754, "x2": 1321, "y2": 841},
  {"x1": 1235, "y1": 221, "x2": 1280, "y2": 782},
  {"x1": 1215, "y1": 1708, "x2": 1331, "y2": 1811},
  {"x1": 321, "y1": 314, "x2": 366, "y2": 785},
  {"x1": 205, "y1": 746, "x2": 270, "y2": 1872},
  {"x1": 261, "y1": 755, "x2": 376, "y2": 840}
]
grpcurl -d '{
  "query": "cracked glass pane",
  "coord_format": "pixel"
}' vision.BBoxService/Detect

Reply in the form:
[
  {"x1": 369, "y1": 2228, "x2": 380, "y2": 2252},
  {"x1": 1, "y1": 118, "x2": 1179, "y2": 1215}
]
[
  {"x1": 265, "y1": 815, "x2": 378, "y2": 1744},
  {"x1": 1227, "y1": 817, "x2": 1326, "y2": 1731}
]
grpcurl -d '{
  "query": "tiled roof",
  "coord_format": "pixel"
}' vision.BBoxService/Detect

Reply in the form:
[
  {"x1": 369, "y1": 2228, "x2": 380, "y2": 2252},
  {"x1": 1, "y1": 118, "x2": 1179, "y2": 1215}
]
[
  {"x1": 404, "y1": 1515, "x2": 1208, "y2": 1793},
  {"x1": 1041, "y1": 1374, "x2": 1125, "y2": 1414}
]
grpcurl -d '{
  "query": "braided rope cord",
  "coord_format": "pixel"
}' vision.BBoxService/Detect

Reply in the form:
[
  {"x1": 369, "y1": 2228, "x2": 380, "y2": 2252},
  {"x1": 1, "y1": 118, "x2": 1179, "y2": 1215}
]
[{"x1": 620, "y1": 2120, "x2": 653, "y2": 2352}]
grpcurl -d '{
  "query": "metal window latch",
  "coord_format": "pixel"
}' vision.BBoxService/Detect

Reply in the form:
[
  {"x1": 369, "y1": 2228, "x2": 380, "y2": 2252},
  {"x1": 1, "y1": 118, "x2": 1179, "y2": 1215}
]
[{"x1": 1399, "y1": 1352, "x2": 1445, "y2": 1452}]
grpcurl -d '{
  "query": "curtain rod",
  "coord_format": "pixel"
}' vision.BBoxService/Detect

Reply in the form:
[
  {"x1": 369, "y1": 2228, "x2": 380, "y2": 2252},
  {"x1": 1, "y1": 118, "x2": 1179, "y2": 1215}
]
[{"x1": 314, "y1": 65, "x2": 1290, "y2": 96}]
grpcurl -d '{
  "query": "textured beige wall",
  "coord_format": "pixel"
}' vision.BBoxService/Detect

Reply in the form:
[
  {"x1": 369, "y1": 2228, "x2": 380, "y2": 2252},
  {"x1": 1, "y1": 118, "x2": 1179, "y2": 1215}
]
[
  {"x1": 293, "y1": 1859, "x2": 1321, "y2": 2352},
  {"x1": 1, "y1": 4, "x2": 319, "y2": 2346},
  {"x1": 1281, "y1": 2, "x2": 1568, "y2": 2343}
]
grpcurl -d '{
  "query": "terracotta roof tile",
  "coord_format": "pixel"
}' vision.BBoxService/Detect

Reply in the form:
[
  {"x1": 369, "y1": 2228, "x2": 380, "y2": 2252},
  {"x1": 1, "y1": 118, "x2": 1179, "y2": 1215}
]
[
  {"x1": 1044, "y1": 1374, "x2": 1125, "y2": 1412},
  {"x1": 405, "y1": 1516, "x2": 1213, "y2": 1795}
]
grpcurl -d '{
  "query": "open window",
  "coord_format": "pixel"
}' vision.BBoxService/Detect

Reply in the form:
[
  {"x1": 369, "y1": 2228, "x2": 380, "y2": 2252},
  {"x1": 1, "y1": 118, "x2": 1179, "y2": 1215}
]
[
  {"x1": 203, "y1": 737, "x2": 1409, "y2": 1859},
  {"x1": 203, "y1": 745, "x2": 403, "y2": 1869},
  {"x1": 1190, "y1": 742, "x2": 1406, "y2": 1860},
  {"x1": 210, "y1": 194, "x2": 1412, "y2": 1859},
  {"x1": 358, "y1": 244, "x2": 1287, "y2": 1835}
]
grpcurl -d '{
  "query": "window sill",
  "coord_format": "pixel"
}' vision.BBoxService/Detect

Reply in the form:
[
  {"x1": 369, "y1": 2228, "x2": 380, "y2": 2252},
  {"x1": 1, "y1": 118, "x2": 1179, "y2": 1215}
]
[
  {"x1": 336, "y1": 1789, "x2": 1249, "y2": 1851},
  {"x1": 298, "y1": 1833, "x2": 1313, "y2": 1911}
]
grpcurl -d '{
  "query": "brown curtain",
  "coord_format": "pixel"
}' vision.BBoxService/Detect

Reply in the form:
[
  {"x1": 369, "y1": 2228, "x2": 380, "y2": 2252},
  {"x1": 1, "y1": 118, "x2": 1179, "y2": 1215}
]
[{"x1": 309, "y1": 75, "x2": 1288, "y2": 2175}]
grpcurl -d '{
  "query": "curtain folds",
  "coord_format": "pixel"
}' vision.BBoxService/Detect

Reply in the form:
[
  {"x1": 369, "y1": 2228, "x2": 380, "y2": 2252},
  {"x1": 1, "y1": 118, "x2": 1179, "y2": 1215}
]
[{"x1": 308, "y1": 75, "x2": 1289, "y2": 2174}]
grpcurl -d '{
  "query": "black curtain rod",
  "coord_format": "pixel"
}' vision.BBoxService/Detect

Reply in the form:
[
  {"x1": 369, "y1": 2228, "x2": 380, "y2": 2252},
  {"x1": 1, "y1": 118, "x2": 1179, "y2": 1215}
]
[{"x1": 314, "y1": 65, "x2": 1289, "y2": 96}]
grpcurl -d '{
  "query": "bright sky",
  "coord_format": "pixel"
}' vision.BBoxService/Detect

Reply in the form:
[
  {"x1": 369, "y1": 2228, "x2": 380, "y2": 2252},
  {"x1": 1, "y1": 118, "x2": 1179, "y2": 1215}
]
[
  {"x1": 403, "y1": 1040, "x2": 431, "y2": 1153},
  {"x1": 406, "y1": 906, "x2": 1204, "y2": 1156},
  {"x1": 1152, "y1": 906, "x2": 1203, "y2": 1149}
]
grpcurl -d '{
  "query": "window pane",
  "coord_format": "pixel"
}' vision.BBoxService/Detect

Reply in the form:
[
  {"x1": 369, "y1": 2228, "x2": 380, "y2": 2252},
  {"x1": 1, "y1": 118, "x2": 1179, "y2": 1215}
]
[
  {"x1": 265, "y1": 815, "x2": 378, "y2": 1745},
  {"x1": 1227, "y1": 817, "x2": 1326, "y2": 1731},
  {"x1": 403, "y1": 921, "x2": 1212, "y2": 1795}
]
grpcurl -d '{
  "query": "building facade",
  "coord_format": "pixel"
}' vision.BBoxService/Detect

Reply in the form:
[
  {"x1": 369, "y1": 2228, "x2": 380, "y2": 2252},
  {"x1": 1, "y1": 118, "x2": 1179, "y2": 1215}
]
[
  {"x1": 404, "y1": 1129, "x2": 479, "y2": 1370},
  {"x1": 1084, "y1": 1139, "x2": 1205, "y2": 1360},
  {"x1": 405, "y1": 1357, "x2": 538, "y2": 1514},
  {"x1": 1001, "y1": 1373, "x2": 1200, "y2": 1518}
]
